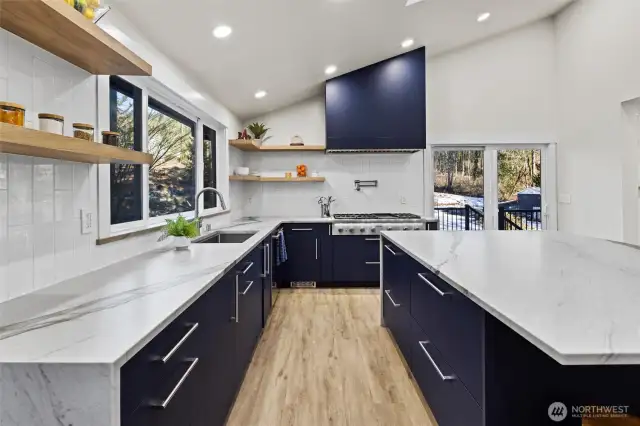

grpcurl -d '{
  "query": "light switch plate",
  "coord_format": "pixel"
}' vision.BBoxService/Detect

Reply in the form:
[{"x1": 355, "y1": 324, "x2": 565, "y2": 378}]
[
  {"x1": 400, "y1": 196, "x2": 407, "y2": 205},
  {"x1": 81, "y1": 209, "x2": 94, "y2": 235}
]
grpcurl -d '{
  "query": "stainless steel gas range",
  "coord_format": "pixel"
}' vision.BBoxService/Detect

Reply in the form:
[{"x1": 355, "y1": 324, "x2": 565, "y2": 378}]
[{"x1": 331, "y1": 213, "x2": 437, "y2": 235}]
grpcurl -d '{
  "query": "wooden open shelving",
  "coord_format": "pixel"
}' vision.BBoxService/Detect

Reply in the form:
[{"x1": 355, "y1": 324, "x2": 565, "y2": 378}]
[
  {"x1": 229, "y1": 175, "x2": 325, "y2": 183},
  {"x1": 229, "y1": 139, "x2": 325, "y2": 152},
  {"x1": 0, "y1": 123, "x2": 153, "y2": 164},
  {"x1": 0, "y1": 0, "x2": 152, "y2": 76}
]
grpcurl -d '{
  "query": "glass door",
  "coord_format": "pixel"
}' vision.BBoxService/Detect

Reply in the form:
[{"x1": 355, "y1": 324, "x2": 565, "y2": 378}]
[
  {"x1": 433, "y1": 149, "x2": 485, "y2": 230},
  {"x1": 497, "y1": 149, "x2": 543, "y2": 230}
]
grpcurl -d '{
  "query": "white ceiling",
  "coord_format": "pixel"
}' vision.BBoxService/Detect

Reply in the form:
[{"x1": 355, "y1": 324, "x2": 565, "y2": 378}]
[{"x1": 116, "y1": 0, "x2": 571, "y2": 120}]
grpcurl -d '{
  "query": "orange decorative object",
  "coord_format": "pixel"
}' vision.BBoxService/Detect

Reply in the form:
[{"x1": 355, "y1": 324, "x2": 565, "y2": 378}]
[{"x1": 296, "y1": 164, "x2": 307, "y2": 177}]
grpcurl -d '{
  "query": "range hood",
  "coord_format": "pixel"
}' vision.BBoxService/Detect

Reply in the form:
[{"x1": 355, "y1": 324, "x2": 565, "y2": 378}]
[{"x1": 325, "y1": 48, "x2": 426, "y2": 153}]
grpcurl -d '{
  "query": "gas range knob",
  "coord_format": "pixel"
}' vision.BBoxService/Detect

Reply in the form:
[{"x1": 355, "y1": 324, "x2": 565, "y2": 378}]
[
  {"x1": 338, "y1": 228, "x2": 344, "y2": 233},
  {"x1": 360, "y1": 228, "x2": 365, "y2": 233},
  {"x1": 403, "y1": 227, "x2": 409, "y2": 231},
  {"x1": 387, "y1": 226, "x2": 393, "y2": 231},
  {"x1": 414, "y1": 226, "x2": 421, "y2": 230},
  {"x1": 348, "y1": 228, "x2": 355, "y2": 233}
]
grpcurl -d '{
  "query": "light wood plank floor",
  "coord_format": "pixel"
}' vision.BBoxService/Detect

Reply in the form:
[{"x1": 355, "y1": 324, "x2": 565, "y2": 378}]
[{"x1": 226, "y1": 289, "x2": 436, "y2": 426}]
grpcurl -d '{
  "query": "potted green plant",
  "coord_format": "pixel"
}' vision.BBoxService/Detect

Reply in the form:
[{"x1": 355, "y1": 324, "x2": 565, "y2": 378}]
[
  {"x1": 247, "y1": 122, "x2": 269, "y2": 142},
  {"x1": 159, "y1": 215, "x2": 199, "y2": 250}
]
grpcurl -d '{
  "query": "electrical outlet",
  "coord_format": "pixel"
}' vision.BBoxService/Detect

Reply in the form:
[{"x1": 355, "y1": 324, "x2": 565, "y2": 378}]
[
  {"x1": 81, "y1": 209, "x2": 94, "y2": 235},
  {"x1": 400, "y1": 196, "x2": 407, "y2": 205}
]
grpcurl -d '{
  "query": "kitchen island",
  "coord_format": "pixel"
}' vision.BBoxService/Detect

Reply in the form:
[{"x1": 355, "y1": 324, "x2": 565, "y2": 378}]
[{"x1": 381, "y1": 230, "x2": 640, "y2": 426}]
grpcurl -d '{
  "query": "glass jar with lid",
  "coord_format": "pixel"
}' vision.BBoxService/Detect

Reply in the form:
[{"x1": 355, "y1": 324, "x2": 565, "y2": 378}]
[
  {"x1": 38, "y1": 113, "x2": 65, "y2": 135},
  {"x1": 101, "y1": 131, "x2": 120, "y2": 146},
  {"x1": 0, "y1": 102, "x2": 26, "y2": 126},
  {"x1": 73, "y1": 123, "x2": 95, "y2": 141}
]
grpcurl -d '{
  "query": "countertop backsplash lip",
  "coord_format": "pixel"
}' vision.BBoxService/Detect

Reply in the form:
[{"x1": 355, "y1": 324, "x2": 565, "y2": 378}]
[{"x1": 380, "y1": 230, "x2": 640, "y2": 366}]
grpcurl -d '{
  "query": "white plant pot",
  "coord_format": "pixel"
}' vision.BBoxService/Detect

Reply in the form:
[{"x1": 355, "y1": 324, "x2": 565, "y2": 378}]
[{"x1": 173, "y1": 236, "x2": 191, "y2": 251}]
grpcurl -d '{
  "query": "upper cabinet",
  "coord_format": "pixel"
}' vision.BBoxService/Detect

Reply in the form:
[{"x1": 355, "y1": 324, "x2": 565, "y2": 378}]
[
  {"x1": 325, "y1": 47, "x2": 425, "y2": 152},
  {"x1": 0, "y1": 0, "x2": 152, "y2": 76}
]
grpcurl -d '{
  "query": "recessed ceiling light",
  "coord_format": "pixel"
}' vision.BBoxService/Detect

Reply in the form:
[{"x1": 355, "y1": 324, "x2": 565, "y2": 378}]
[
  {"x1": 254, "y1": 90, "x2": 267, "y2": 99},
  {"x1": 477, "y1": 12, "x2": 491, "y2": 22},
  {"x1": 212, "y1": 25, "x2": 232, "y2": 39},
  {"x1": 325, "y1": 65, "x2": 337, "y2": 75},
  {"x1": 401, "y1": 38, "x2": 415, "y2": 49}
]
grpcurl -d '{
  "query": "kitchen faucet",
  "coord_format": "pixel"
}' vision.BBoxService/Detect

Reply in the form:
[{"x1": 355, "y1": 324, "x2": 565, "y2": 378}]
[{"x1": 195, "y1": 187, "x2": 227, "y2": 229}]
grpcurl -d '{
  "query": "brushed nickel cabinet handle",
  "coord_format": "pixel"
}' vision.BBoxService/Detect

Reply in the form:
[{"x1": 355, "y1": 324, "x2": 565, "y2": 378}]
[
  {"x1": 240, "y1": 262, "x2": 254, "y2": 275},
  {"x1": 384, "y1": 245, "x2": 399, "y2": 255},
  {"x1": 234, "y1": 275, "x2": 239, "y2": 323},
  {"x1": 160, "y1": 323, "x2": 199, "y2": 364},
  {"x1": 291, "y1": 228, "x2": 313, "y2": 231},
  {"x1": 315, "y1": 238, "x2": 318, "y2": 260},
  {"x1": 366, "y1": 261, "x2": 380, "y2": 265},
  {"x1": 418, "y1": 341, "x2": 456, "y2": 382},
  {"x1": 240, "y1": 281, "x2": 254, "y2": 296},
  {"x1": 151, "y1": 358, "x2": 199, "y2": 409},
  {"x1": 365, "y1": 238, "x2": 380, "y2": 241},
  {"x1": 384, "y1": 289, "x2": 400, "y2": 307},
  {"x1": 417, "y1": 273, "x2": 451, "y2": 297}
]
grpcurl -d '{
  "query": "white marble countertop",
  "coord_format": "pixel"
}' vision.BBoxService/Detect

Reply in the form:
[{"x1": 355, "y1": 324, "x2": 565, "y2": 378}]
[
  {"x1": 381, "y1": 231, "x2": 640, "y2": 366},
  {"x1": 0, "y1": 217, "x2": 330, "y2": 367}
]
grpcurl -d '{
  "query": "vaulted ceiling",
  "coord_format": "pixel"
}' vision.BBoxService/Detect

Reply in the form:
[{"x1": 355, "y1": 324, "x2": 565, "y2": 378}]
[{"x1": 116, "y1": 0, "x2": 571, "y2": 120}]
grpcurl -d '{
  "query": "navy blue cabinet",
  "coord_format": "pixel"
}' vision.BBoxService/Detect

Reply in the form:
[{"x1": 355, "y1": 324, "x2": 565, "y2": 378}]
[
  {"x1": 325, "y1": 48, "x2": 426, "y2": 151},
  {"x1": 262, "y1": 239, "x2": 273, "y2": 326},
  {"x1": 333, "y1": 236, "x2": 380, "y2": 283},
  {"x1": 121, "y1": 242, "x2": 267, "y2": 426},
  {"x1": 281, "y1": 224, "x2": 326, "y2": 284}
]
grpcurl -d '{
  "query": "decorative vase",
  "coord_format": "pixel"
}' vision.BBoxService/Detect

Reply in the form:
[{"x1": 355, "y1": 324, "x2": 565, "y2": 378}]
[{"x1": 173, "y1": 236, "x2": 191, "y2": 251}]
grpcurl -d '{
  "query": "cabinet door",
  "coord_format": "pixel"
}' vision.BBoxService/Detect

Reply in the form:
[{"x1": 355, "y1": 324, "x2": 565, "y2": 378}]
[
  {"x1": 282, "y1": 226, "x2": 321, "y2": 282},
  {"x1": 262, "y1": 241, "x2": 272, "y2": 326},
  {"x1": 333, "y1": 236, "x2": 380, "y2": 282}
]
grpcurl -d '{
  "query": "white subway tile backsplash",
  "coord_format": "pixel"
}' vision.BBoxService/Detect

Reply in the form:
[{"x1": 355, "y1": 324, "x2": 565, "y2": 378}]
[
  {"x1": 7, "y1": 225, "x2": 34, "y2": 299},
  {"x1": 8, "y1": 156, "x2": 33, "y2": 226},
  {"x1": 55, "y1": 190, "x2": 74, "y2": 222},
  {"x1": 73, "y1": 164, "x2": 91, "y2": 218},
  {"x1": 54, "y1": 162, "x2": 74, "y2": 190},
  {"x1": 33, "y1": 223, "x2": 55, "y2": 290},
  {"x1": 0, "y1": 154, "x2": 7, "y2": 189}
]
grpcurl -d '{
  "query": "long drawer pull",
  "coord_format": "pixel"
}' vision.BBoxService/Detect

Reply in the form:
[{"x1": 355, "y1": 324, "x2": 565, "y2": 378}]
[
  {"x1": 366, "y1": 261, "x2": 380, "y2": 265},
  {"x1": 151, "y1": 358, "x2": 199, "y2": 409},
  {"x1": 384, "y1": 290, "x2": 400, "y2": 307},
  {"x1": 384, "y1": 245, "x2": 399, "y2": 255},
  {"x1": 240, "y1": 280, "x2": 254, "y2": 295},
  {"x1": 291, "y1": 228, "x2": 313, "y2": 231},
  {"x1": 161, "y1": 323, "x2": 199, "y2": 363},
  {"x1": 365, "y1": 238, "x2": 380, "y2": 241},
  {"x1": 418, "y1": 341, "x2": 456, "y2": 382},
  {"x1": 240, "y1": 262, "x2": 254, "y2": 275},
  {"x1": 417, "y1": 273, "x2": 451, "y2": 297}
]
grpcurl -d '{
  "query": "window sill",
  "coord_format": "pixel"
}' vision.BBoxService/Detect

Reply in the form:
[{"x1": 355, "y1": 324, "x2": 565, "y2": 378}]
[{"x1": 96, "y1": 209, "x2": 232, "y2": 245}]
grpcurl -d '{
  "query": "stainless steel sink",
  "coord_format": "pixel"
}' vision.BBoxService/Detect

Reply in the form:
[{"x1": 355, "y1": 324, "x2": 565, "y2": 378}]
[{"x1": 194, "y1": 231, "x2": 257, "y2": 244}]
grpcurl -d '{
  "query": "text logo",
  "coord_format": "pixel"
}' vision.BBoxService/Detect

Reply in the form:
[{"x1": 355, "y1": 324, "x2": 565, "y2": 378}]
[{"x1": 549, "y1": 402, "x2": 568, "y2": 422}]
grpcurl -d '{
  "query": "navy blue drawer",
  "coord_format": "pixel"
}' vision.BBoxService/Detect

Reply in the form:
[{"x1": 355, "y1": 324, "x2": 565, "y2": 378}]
[
  {"x1": 410, "y1": 267, "x2": 484, "y2": 405},
  {"x1": 382, "y1": 240, "x2": 411, "y2": 307},
  {"x1": 411, "y1": 320, "x2": 483, "y2": 426},
  {"x1": 383, "y1": 287, "x2": 413, "y2": 367},
  {"x1": 333, "y1": 236, "x2": 380, "y2": 282}
]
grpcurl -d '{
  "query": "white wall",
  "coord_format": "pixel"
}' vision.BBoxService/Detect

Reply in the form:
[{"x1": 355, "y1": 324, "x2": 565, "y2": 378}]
[
  {"x1": 428, "y1": 19, "x2": 557, "y2": 144},
  {"x1": 0, "y1": 11, "x2": 243, "y2": 303},
  {"x1": 239, "y1": 97, "x2": 425, "y2": 217},
  {"x1": 555, "y1": 0, "x2": 640, "y2": 242}
]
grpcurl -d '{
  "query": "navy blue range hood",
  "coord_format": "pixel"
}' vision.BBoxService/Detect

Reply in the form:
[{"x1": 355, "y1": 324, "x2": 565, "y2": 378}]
[{"x1": 325, "y1": 47, "x2": 426, "y2": 153}]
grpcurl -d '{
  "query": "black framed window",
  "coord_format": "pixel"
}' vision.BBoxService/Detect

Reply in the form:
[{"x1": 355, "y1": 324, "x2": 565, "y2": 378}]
[
  {"x1": 110, "y1": 76, "x2": 143, "y2": 225},
  {"x1": 203, "y1": 125, "x2": 217, "y2": 209},
  {"x1": 147, "y1": 97, "x2": 196, "y2": 217}
]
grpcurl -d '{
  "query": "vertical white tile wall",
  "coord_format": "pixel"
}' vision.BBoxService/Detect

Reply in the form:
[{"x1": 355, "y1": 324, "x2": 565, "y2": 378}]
[
  {"x1": 0, "y1": 30, "x2": 242, "y2": 303},
  {"x1": 240, "y1": 152, "x2": 425, "y2": 217}
]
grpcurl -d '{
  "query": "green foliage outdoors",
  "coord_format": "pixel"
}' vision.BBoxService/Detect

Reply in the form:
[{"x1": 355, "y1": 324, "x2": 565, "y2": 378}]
[
  {"x1": 247, "y1": 122, "x2": 270, "y2": 139},
  {"x1": 163, "y1": 215, "x2": 199, "y2": 238}
]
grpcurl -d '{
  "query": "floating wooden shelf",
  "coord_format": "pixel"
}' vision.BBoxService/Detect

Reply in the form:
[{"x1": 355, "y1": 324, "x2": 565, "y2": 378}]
[
  {"x1": 230, "y1": 175, "x2": 325, "y2": 182},
  {"x1": 0, "y1": 123, "x2": 153, "y2": 164},
  {"x1": 0, "y1": 0, "x2": 152, "y2": 76},
  {"x1": 229, "y1": 139, "x2": 325, "y2": 152}
]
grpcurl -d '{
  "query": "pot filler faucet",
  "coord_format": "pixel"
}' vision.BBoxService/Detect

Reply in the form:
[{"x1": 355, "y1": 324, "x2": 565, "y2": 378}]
[{"x1": 195, "y1": 187, "x2": 227, "y2": 229}]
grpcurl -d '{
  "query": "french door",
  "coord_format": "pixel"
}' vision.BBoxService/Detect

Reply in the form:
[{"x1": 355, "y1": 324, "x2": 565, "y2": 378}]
[{"x1": 429, "y1": 144, "x2": 557, "y2": 231}]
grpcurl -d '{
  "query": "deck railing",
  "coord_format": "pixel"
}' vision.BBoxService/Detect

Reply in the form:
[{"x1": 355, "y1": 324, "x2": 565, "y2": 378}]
[{"x1": 435, "y1": 205, "x2": 542, "y2": 231}]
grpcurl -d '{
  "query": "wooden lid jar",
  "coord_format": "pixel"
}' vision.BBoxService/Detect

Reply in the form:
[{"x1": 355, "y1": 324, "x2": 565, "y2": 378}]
[
  {"x1": 0, "y1": 102, "x2": 26, "y2": 126},
  {"x1": 101, "y1": 131, "x2": 120, "y2": 146},
  {"x1": 73, "y1": 123, "x2": 95, "y2": 141},
  {"x1": 38, "y1": 113, "x2": 65, "y2": 135}
]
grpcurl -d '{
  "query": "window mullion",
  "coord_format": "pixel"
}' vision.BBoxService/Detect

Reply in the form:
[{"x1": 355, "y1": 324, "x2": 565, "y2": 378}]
[{"x1": 141, "y1": 87, "x2": 150, "y2": 224}]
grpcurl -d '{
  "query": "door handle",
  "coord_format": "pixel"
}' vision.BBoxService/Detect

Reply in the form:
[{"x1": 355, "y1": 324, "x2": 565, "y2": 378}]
[
  {"x1": 150, "y1": 358, "x2": 199, "y2": 409},
  {"x1": 418, "y1": 341, "x2": 456, "y2": 381},
  {"x1": 417, "y1": 273, "x2": 451, "y2": 297},
  {"x1": 240, "y1": 281, "x2": 254, "y2": 296},
  {"x1": 315, "y1": 238, "x2": 318, "y2": 260},
  {"x1": 240, "y1": 262, "x2": 254, "y2": 275},
  {"x1": 384, "y1": 289, "x2": 400, "y2": 307},
  {"x1": 159, "y1": 322, "x2": 199, "y2": 364},
  {"x1": 384, "y1": 245, "x2": 399, "y2": 256},
  {"x1": 261, "y1": 244, "x2": 267, "y2": 278},
  {"x1": 233, "y1": 275, "x2": 239, "y2": 323},
  {"x1": 266, "y1": 243, "x2": 270, "y2": 275}
]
